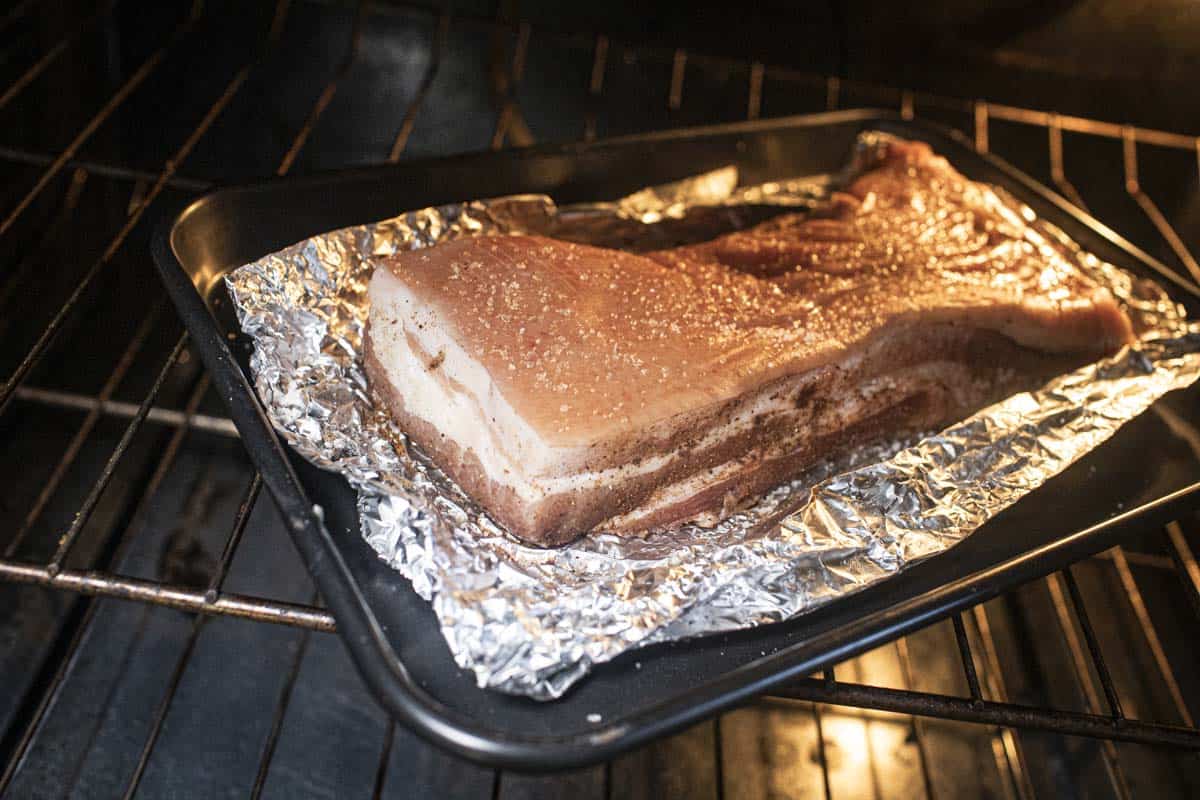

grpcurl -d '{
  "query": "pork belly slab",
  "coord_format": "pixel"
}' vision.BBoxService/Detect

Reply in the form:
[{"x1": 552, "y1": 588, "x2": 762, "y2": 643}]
[{"x1": 364, "y1": 137, "x2": 1134, "y2": 545}]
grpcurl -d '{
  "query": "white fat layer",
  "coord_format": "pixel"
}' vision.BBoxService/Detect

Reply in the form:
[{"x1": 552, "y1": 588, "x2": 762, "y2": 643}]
[
  {"x1": 369, "y1": 268, "x2": 550, "y2": 502},
  {"x1": 605, "y1": 361, "x2": 981, "y2": 529}
]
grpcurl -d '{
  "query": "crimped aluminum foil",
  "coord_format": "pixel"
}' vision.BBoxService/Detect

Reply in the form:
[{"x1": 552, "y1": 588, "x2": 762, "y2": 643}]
[{"x1": 226, "y1": 132, "x2": 1200, "y2": 700}]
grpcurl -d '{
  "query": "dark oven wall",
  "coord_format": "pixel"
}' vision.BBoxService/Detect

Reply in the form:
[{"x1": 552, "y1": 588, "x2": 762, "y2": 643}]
[
  {"x1": 20, "y1": 0, "x2": 1199, "y2": 257},
  {"x1": 24, "y1": 1, "x2": 1200, "y2": 160}
]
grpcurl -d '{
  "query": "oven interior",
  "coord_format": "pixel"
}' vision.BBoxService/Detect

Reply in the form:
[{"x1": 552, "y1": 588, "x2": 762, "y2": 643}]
[{"x1": 1, "y1": 0, "x2": 1199, "y2": 796}]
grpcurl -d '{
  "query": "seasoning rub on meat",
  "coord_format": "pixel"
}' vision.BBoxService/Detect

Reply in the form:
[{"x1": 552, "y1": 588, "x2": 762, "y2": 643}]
[{"x1": 364, "y1": 137, "x2": 1134, "y2": 545}]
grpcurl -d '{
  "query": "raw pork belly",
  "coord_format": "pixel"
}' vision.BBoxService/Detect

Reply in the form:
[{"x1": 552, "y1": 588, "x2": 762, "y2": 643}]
[{"x1": 364, "y1": 138, "x2": 1134, "y2": 545}]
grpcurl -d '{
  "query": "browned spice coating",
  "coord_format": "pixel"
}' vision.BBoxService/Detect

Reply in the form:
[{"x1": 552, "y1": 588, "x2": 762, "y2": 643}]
[{"x1": 364, "y1": 137, "x2": 1135, "y2": 545}]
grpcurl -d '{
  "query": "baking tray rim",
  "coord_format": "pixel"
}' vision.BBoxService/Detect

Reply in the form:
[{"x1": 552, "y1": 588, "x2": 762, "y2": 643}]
[{"x1": 150, "y1": 108, "x2": 1200, "y2": 771}]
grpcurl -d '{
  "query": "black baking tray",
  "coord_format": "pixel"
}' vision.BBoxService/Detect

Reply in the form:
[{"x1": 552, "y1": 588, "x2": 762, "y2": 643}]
[{"x1": 152, "y1": 110, "x2": 1200, "y2": 771}]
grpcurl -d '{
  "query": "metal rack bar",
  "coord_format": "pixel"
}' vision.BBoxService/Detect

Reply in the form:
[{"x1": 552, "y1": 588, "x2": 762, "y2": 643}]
[
  {"x1": 810, "y1": 701, "x2": 833, "y2": 800},
  {"x1": 1045, "y1": 573, "x2": 1132, "y2": 799},
  {"x1": 59, "y1": 603, "x2": 158, "y2": 799},
  {"x1": 1047, "y1": 114, "x2": 1089, "y2": 211},
  {"x1": 712, "y1": 716, "x2": 725, "y2": 800},
  {"x1": 0, "y1": 144, "x2": 212, "y2": 191},
  {"x1": 582, "y1": 33, "x2": 607, "y2": 140},
  {"x1": 120, "y1": 475, "x2": 280, "y2": 799},
  {"x1": 0, "y1": 574, "x2": 110, "y2": 795},
  {"x1": 951, "y1": 615, "x2": 983, "y2": 704},
  {"x1": 668, "y1": 49, "x2": 686, "y2": 111},
  {"x1": 894, "y1": 638, "x2": 939, "y2": 800},
  {"x1": 985, "y1": 102, "x2": 1199, "y2": 151},
  {"x1": 3, "y1": 363, "x2": 283, "y2": 797},
  {"x1": 316, "y1": 0, "x2": 1200, "y2": 153},
  {"x1": 969, "y1": 605, "x2": 1035, "y2": 800},
  {"x1": 1060, "y1": 569, "x2": 1124, "y2": 721},
  {"x1": 0, "y1": 0, "x2": 118, "y2": 113},
  {"x1": 143, "y1": 58, "x2": 382, "y2": 784},
  {"x1": 9, "y1": 385, "x2": 239, "y2": 437},
  {"x1": 371, "y1": 723, "x2": 396, "y2": 800},
  {"x1": 0, "y1": 0, "x2": 290, "y2": 418},
  {"x1": 3, "y1": 301, "x2": 166, "y2": 559},
  {"x1": 250, "y1": 593, "x2": 320, "y2": 799},
  {"x1": 1165, "y1": 521, "x2": 1200, "y2": 619},
  {"x1": 0, "y1": 384, "x2": 203, "y2": 794},
  {"x1": 31, "y1": 0, "x2": 352, "y2": 613},
  {"x1": 746, "y1": 62, "x2": 763, "y2": 121},
  {"x1": 489, "y1": 21, "x2": 532, "y2": 149},
  {"x1": 46, "y1": 335, "x2": 189, "y2": 573},
  {"x1": 386, "y1": 11, "x2": 449, "y2": 161},
  {"x1": 801, "y1": 664, "x2": 931, "y2": 799},
  {"x1": 821, "y1": 659, "x2": 887, "y2": 800},
  {"x1": 1121, "y1": 127, "x2": 1200, "y2": 284},
  {"x1": 772, "y1": 679, "x2": 1200, "y2": 750},
  {"x1": 1051, "y1": 129, "x2": 1200, "y2": 649},
  {"x1": 0, "y1": 0, "x2": 204, "y2": 241},
  {"x1": 0, "y1": 167, "x2": 89, "y2": 330},
  {"x1": 1108, "y1": 548, "x2": 1195, "y2": 727},
  {"x1": 0, "y1": 0, "x2": 349, "y2": 648},
  {"x1": 353, "y1": 0, "x2": 1200, "y2": 152},
  {"x1": 120, "y1": 612, "x2": 208, "y2": 800},
  {"x1": 974, "y1": 101, "x2": 989, "y2": 154},
  {"x1": 1096, "y1": 547, "x2": 1176, "y2": 571},
  {"x1": 0, "y1": 561, "x2": 333, "y2": 630},
  {"x1": 275, "y1": 0, "x2": 367, "y2": 175},
  {"x1": 9, "y1": 351, "x2": 226, "y2": 606},
  {"x1": 205, "y1": 473, "x2": 262, "y2": 603},
  {"x1": 127, "y1": 370, "x2": 214, "y2": 529}
]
